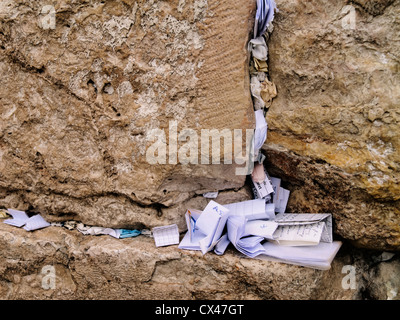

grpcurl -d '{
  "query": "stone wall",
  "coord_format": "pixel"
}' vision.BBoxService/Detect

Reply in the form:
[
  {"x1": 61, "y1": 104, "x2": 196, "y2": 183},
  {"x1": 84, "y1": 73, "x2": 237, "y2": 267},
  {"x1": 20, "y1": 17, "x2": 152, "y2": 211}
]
[
  {"x1": 0, "y1": 0, "x2": 399, "y2": 301},
  {"x1": 1, "y1": 221, "x2": 398, "y2": 300},
  {"x1": 1, "y1": 1, "x2": 398, "y2": 251},
  {"x1": 0, "y1": 0, "x2": 255, "y2": 229},
  {"x1": 265, "y1": 0, "x2": 400, "y2": 251}
]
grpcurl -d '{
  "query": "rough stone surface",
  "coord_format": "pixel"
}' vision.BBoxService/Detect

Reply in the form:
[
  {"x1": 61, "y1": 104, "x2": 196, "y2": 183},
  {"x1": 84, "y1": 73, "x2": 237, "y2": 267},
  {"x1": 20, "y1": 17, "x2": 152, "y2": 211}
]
[
  {"x1": 1, "y1": 222, "x2": 398, "y2": 300},
  {"x1": 265, "y1": 0, "x2": 400, "y2": 250},
  {"x1": 0, "y1": 0, "x2": 255, "y2": 229},
  {"x1": 1, "y1": 0, "x2": 399, "y2": 301}
]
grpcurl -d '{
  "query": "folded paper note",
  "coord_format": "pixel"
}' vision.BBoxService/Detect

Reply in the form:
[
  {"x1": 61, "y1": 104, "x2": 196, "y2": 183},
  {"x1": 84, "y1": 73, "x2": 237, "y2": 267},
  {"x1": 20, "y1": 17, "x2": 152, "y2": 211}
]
[
  {"x1": 223, "y1": 199, "x2": 275, "y2": 221},
  {"x1": 254, "y1": 0, "x2": 277, "y2": 38},
  {"x1": 184, "y1": 209, "x2": 202, "y2": 242},
  {"x1": 152, "y1": 224, "x2": 180, "y2": 247},
  {"x1": 251, "y1": 172, "x2": 274, "y2": 200},
  {"x1": 179, "y1": 201, "x2": 230, "y2": 255},
  {"x1": 248, "y1": 36, "x2": 268, "y2": 61},
  {"x1": 276, "y1": 187, "x2": 290, "y2": 214},
  {"x1": 203, "y1": 192, "x2": 219, "y2": 199},
  {"x1": 179, "y1": 209, "x2": 204, "y2": 251},
  {"x1": 258, "y1": 241, "x2": 342, "y2": 271},
  {"x1": 250, "y1": 76, "x2": 266, "y2": 111},
  {"x1": 244, "y1": 220, "x2": 278, "y2": 240},
  {"x1": 251, "y1": 162, "x2": 266, "y2": 183},
  {"x1": 269, "y1": 176, "x2": 290, "y2": 213},
  {"x1": 254, "y1": 109, "x2": 268, "y2": 152},
  {"x1": 273, "y1": 213, "x2": 333, "y2": 246},
  {"x1": 214, "y1": 233, "x2": 230, "y2": 256},
  {"x1": 196, "y1": 201, "x2": 230, "y2": 254},
  {"x1": 77, "y1": 225, "x2": 121, "y2": 239},
  {"x1": 227, "y1": 215, "x2": 266, "y2": 258},
  {"x1": 23, "y1": 214, "x2": 50, "y2": 231},
  {"x1": 3, "y1": 209, "x2": 29, "y2": 227}
]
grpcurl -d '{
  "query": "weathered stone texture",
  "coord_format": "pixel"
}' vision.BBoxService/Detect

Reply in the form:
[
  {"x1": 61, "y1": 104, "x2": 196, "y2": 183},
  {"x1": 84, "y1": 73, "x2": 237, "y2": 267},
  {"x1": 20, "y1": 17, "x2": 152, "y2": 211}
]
[
  {"x1": 0, "y1": 222, "x2": 375, "y2": 300},
  {"x1": 0, "y1": 0, "x2": 399, "y2": 301},
  {"x1": 1, "y1": 222, "x2": 399, "y2": 300},
  {"x1": 265, "y1": 0, "x2": 400, "y2": 250},
  {"x1": 0, "y1": 0, "x2": 255, "y2": 228}
]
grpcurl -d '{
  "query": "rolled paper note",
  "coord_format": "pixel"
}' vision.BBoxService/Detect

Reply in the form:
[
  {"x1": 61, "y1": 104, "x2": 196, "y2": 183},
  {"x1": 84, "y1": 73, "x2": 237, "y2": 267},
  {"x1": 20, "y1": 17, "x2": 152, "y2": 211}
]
[{"x1": 252, "y1": 162, "x2": 266, "y2": 183}]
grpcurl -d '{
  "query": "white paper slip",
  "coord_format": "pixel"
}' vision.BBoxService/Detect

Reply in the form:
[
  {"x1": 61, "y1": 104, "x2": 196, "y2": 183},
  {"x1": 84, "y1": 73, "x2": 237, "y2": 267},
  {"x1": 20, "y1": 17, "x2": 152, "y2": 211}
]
[
  {"x1": 258, "y1": 241, "x2": 342, "y2": 270},
  {"x1": 236, "y1": 235, "x2": 266, "y2": 258},
  {"x1": 184, "y1": 209, "x2": 202, "y2": 242},
  {"x1": 223, "y1": 199, "x2": 274, "y2": 221},
  {"x1": 253, "y1": 109, "x2": 268, "y2": 151},
  {"x1": 77, "y1": 225, "x2": 120, "y2": 238},
  {"x1": 152, "y1": 224, "x2": 180, "y2": 247},
  {"x1": 277, "y1": 187, "x2": 290, "y2": 214},
  {"x1": 269, "y1": 178, "x2": 290, "y2": 213},
  {"x1": 4, "y1": 218, "x2": 27, "y2": 227},
  {"x1": 4, "y1": 209, "x2": 29, "y2": 227},
  {"x1": 179, "y1": 202, "x2": 230, "y2": 254},
  {"x1": 265, "y1": 203, "x2": 276, "y2": 220},
  {"x1": 227, "y1": 215, "x2": 266, "y2": 259},
  {"x1": 252, "y1": 175, "x2": 274, "y2": 199},
  {"x1": 275, "y1": 213, "x2": 332, "y2": 224},
  {"x1": 272, "y1": 221, "x2": 326, "y2": 246},
  {"x1": 196, "y1": 201, "x2": 229, "y2": 236},
  {"x1": 275, "y1": 213, "x2": 333, "y2": 243},
  {"x1": 214, "y1": 234, "x2": 230, "y2": 256},
  {"x1": 251, "y1": 182, "x2": 272, "y2": 202},
  {"x1": 178, "y1": 230, "x2": 204, "y2": 251},
  {"x1": 196, "y1": 201, "x2": 230, "y2": 254},
  {"x1": 7, "y1": 209, "x2": 29, "y2": 219},
  {"x1": 270, "y1": 177, "x2": 281, "y2": 197},
  {"x1": 244, "y1": 220, "x2": 278, "y2": 240},
  {"x1": 23, "y1": 214, "x2": 50, "y2": 231},
  {"x1": 203, "y1": 192, "x2": 219, "y2": 199}
]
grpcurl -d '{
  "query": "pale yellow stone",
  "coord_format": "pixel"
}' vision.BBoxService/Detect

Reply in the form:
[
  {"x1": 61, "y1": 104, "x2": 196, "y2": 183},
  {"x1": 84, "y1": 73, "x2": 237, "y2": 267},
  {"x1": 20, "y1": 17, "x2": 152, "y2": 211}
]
[{"x1": 265, "y1": 0, "x2": 400, "y2": 250}]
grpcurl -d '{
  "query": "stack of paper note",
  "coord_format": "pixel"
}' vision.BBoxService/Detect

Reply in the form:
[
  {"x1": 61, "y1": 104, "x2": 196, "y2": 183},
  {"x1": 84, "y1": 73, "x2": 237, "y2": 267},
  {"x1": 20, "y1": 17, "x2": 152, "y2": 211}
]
[
  {"x1": 228, "y1": 212, "x2": 340, "y2": 270},
  {"x1": 226, "y1": 215, "x2": 267, "y2": 258},
  {"x1": 179, "y1": 200, "x2": 342, "y2": 270},
  {"x1": 258, "y1": 241, "x2": 342, "y2": 270},
  {"x1": 250, "y1": 163, "x2": 290, "y2": 215}
]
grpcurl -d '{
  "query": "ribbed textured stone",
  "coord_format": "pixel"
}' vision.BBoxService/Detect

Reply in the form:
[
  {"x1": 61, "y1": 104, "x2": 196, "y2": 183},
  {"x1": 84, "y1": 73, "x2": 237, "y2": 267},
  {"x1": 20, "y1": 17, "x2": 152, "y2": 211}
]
[{"x1": 0, "y1": 0, "x2": 255, "y2": 228}]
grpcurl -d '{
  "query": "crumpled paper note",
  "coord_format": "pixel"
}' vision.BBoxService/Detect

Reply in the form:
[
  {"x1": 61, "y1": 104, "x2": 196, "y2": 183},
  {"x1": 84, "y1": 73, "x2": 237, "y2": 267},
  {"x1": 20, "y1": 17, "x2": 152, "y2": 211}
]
[{"x1": 260, "y1": 79, "x2": 277, "y2": 108}]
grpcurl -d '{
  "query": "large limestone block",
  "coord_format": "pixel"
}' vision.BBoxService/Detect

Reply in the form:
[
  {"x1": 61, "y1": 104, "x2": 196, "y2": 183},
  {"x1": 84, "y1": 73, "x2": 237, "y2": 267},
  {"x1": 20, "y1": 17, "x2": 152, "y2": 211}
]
[
  {"x1": 0, "y1": 222, "x2": 361, "y2": 300},
  {"x1": 265, "y1": 0, "x2": 400, "y2": 250},
  {"x1": 0, "y1": 0, "x2": 256, "y2": 227}
]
